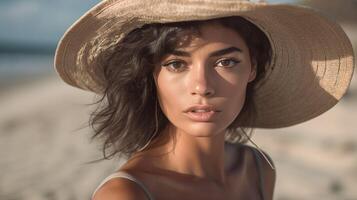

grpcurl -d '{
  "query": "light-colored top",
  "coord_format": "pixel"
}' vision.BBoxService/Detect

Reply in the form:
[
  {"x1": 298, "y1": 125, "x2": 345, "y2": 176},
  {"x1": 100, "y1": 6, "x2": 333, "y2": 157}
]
[
  {"x1": 92, "y1": 171, "x2": 155, "y2": 200},
  {"x1": 92, "y1": 145, "x2": 271, "y2": 200}
]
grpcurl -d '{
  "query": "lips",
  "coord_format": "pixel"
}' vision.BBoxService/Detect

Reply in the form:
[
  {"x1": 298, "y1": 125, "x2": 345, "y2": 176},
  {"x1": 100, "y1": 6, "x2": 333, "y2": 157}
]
[
  {"x1": 184, "y1": 105, "x2": 220, "y2": 122},
  {"x1": 184, "y1": 105, "x2": 219, "y2": 113}
]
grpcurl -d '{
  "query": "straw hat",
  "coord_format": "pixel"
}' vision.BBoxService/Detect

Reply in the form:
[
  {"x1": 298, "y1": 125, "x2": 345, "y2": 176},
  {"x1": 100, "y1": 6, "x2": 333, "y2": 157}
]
[{"x1": 54, "y1": 0, "x2": 354, "y2": 128}]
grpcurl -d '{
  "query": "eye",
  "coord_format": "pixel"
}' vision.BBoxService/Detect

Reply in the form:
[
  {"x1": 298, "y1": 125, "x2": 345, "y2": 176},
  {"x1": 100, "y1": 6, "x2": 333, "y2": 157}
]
[
  {"x1": 162, "y1": 60, "x2": 187, "y2": 72},
  {"x1": 216, "y1": 58, "x2": 240, "y2": 68}
]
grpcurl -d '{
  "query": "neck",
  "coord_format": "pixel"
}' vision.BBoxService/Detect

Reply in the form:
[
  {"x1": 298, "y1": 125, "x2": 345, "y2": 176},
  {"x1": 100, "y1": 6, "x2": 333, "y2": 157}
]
[{"x1": 145, "y1": 124, "x2": 227, "y2": 185}]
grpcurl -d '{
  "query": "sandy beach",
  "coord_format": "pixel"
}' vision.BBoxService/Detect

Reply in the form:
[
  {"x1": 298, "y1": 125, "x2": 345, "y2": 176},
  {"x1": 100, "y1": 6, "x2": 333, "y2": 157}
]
[
  {"x1": 0, "y1": 26, "x2": 356, "y2": 200},
  {"x1": 0, "y1": 76, "x2": 119, "y2": 200}
]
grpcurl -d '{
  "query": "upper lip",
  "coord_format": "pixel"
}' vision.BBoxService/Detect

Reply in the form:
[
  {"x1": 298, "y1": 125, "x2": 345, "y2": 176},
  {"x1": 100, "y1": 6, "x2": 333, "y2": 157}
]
[{"x1": 184, "y1": 105, "x2": 220, "y2": 113}]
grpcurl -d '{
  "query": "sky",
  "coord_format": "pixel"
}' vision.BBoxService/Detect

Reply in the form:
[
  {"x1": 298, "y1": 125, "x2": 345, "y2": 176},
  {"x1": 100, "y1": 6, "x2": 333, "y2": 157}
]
[{"x1": 0, "y1": 0, "x2": 297, "y2": 46}]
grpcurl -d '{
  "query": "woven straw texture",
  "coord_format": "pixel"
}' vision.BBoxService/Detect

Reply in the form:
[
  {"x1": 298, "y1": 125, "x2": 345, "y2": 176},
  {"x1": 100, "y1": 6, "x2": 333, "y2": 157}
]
[{"x1": 54, "y1": 0, "x2": 354, "y2": 128}]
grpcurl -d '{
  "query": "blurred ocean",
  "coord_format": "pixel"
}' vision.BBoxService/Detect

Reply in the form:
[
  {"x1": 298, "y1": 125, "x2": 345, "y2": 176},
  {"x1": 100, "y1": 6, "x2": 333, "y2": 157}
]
[
  {"x1": 0, "y1": 54, "x2": 54, "y2": 91},
  {"x1": 0, "y1": 0, "x2": 98, "y2": 92}
]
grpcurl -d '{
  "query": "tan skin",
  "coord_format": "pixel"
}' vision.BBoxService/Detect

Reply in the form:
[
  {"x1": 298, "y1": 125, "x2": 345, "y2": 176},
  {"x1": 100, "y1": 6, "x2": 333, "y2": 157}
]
[{"x1": 94, "y1": 22, "x2": 276, "y2": 200}]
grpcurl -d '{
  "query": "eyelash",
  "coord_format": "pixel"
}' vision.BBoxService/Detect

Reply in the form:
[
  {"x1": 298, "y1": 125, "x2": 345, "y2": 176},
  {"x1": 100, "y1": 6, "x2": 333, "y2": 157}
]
[{"x1": 162, "y1": 58, "x2": 241, "y2": 72}]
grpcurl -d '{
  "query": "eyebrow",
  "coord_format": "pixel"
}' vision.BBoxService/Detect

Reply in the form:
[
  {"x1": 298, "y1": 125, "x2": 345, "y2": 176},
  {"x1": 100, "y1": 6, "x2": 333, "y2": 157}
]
[{"x1": 170, "y1": 46, "x2": 243, "y2": 57}]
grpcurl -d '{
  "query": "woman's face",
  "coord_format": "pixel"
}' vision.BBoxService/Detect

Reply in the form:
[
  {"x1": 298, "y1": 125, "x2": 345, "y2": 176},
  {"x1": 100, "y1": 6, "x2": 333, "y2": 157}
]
[{"x1": 154, "y1": 22, "x2": 256, "y2": 138}]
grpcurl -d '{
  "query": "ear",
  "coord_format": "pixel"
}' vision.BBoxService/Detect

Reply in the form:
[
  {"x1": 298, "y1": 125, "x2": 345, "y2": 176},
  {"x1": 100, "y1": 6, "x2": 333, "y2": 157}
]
[{"x1": 248, "y1": 60, "x2": 257, "y2": 83}]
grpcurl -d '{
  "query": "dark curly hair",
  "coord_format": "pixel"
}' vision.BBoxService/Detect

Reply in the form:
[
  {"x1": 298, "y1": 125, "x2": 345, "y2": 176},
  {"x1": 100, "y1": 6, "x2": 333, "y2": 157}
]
[{"x1": 89, "y1": 16, "x2": 272, "y2": 160}]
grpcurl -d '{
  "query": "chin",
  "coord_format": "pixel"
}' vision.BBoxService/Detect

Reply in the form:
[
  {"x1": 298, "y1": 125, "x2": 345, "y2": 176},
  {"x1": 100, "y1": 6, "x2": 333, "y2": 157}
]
[{"x1": 180, "y1": 122, "x2": 227, "y2": 138}]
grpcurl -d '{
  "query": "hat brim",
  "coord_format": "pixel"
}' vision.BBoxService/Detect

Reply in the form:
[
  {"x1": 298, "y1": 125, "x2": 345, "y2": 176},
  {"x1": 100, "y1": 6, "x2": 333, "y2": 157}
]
[{"x1": 54, "y1": 0, "x2": 354, "y2": 128}]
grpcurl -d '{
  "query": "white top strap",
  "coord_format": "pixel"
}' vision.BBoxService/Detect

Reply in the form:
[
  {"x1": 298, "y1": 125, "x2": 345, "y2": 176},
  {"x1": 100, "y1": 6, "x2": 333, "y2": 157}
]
[{"x1": 91, "y1": 171, "x2": 155, "y2": 200}]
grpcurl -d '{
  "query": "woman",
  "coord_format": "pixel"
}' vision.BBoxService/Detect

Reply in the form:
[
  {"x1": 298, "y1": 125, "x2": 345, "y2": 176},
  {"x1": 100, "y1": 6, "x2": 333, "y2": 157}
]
[{"x1": 54, "y1": 0, "x2": 354, "y2": 200}]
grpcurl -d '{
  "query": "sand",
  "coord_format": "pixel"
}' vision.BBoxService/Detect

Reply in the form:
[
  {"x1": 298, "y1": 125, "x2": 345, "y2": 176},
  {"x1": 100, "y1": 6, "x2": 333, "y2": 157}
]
[{"x1": 0, "y1": 77, "x2": 121, "y2": 200}]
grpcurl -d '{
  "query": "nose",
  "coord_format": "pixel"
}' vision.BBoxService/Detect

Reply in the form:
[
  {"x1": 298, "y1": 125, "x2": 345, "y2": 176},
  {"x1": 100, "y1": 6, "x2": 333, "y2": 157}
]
[{"x1": 189, "y1": 64, "x2": 215, "y2": 97}]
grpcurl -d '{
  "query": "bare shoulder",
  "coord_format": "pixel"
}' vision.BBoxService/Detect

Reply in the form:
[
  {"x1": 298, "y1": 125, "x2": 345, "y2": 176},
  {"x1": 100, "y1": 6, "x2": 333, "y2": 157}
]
[
  {"x1": 92, "y1": 178, "x2": 149, "y2": 200},
  {"x1": 242, "y1": 144, "x2": 276, "y2": 200},
  {"x1": 256, "y1": 148, "x2": 276, "y2": 200}
]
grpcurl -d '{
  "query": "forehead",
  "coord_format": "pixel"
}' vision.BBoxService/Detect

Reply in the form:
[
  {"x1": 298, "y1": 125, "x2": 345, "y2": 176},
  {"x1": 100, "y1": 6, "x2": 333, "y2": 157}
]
[{"x1": 176, "y1": 22, "x2": 247, "y2": 51}]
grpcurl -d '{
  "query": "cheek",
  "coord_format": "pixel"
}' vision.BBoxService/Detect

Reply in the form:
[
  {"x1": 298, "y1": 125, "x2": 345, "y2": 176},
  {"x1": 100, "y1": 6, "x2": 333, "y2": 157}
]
[
  {"x1": 223, "y1": 83, "x2": 248, "y2": 122},
  {"x1": 155, "y1": 70, "x2": 185, "y2": 119},
  {"x1": 217, "y1": 69, "x2": 250, "y2": 119}
]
